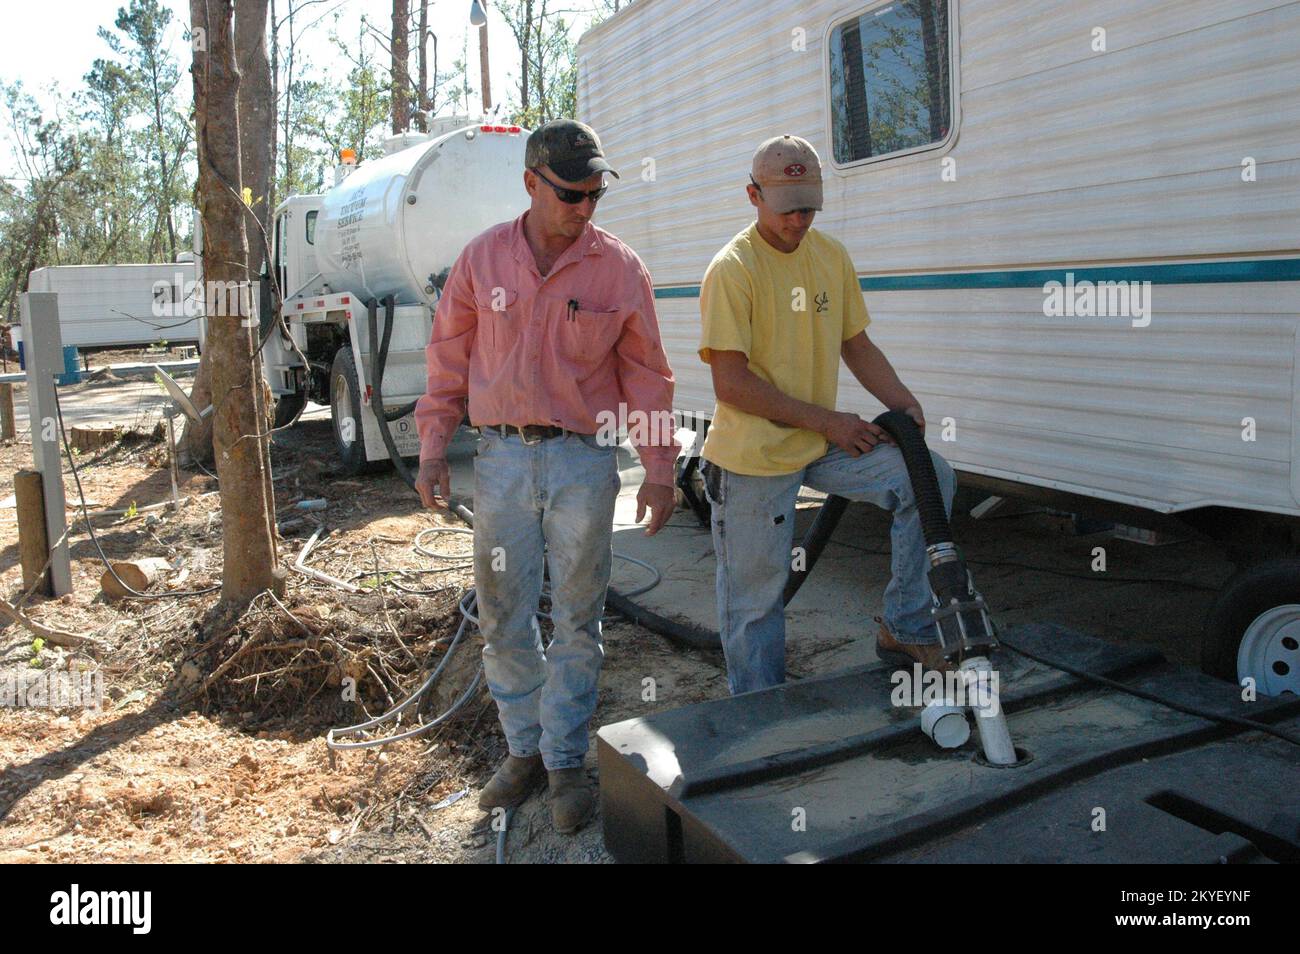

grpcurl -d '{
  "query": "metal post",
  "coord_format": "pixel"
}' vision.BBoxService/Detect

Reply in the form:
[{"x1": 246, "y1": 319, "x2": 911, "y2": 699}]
[
  {"x1": 166, "y1": 413, "x2": 181, "y2": 511},
  {"x1": 19, "y1": 292, "x2": 72, "y2": 595}
]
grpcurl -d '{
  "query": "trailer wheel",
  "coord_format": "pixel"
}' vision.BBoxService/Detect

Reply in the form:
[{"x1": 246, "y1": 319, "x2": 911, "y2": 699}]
[
  {"x1": 330, "y1": 347, "x2": 380, "y2": 475},
  {"x1": 273, "y1": 391, "x2": 306, "y2": 429},
  {"x1": 1202, "y1": 557, "x2": 1300, "y2": 696}
]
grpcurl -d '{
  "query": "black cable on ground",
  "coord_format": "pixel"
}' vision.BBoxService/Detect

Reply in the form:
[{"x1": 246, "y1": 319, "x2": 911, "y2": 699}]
[
  {"x1": 995, "y1": 632, "x2": 1300, "y2": 748},
  {"x1": 496, "y1": 806, "x2": 515, "y2": 865},
  {"x1": 604, "y1": 589, "x2": 720, "y2": 651}
]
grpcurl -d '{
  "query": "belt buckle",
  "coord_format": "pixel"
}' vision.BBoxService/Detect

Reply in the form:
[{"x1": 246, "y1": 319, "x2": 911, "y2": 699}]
[{"x1": 514, "y1": 424, "x2": 542, "y2": 446}]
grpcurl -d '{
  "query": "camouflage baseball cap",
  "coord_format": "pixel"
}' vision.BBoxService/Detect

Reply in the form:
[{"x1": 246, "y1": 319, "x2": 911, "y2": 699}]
[
  {"x1": 751, "y1": 135, "x2": 823, "y2": 213},
  {"x1": 525, "y1": 119, "x2": 620, "y2": 182}
]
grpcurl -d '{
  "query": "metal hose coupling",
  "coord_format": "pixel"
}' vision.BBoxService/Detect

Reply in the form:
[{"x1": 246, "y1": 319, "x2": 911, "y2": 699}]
[{"x1": 872, "y1": 410, "x2": 998, "y2": 660}]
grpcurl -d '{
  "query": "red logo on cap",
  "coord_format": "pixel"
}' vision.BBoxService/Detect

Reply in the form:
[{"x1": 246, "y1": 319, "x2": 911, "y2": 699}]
[{"x1": 784, "y1": 163, "x2": 807, "y2": 177}]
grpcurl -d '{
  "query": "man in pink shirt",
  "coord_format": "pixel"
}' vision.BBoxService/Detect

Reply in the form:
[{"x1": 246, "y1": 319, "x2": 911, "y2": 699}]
[{"x1": 414, "y1": 119, "x2": 678, "y2": 834}]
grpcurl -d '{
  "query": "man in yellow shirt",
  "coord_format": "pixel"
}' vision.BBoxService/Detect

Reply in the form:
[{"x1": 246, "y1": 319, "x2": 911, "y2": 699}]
[{"x1": 699, "y1": 134, "x2": 956, "y2": 694}]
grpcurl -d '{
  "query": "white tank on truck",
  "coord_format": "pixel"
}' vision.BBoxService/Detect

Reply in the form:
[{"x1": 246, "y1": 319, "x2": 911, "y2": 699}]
[
  {"x1": 312, "y1": 122, "x2": 529, "y2": 306},
  {"x1": 265, "y1": 121, "x2": 529, "y2": 474}
]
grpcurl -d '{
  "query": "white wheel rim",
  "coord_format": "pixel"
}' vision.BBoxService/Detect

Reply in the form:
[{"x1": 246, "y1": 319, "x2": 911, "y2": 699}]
[
  {"x1": 333, "y1": 374, "x2": 354, "y2": 450},
  {"x1": 1237, "y1": 604, "x2": 1300, "y2": 697}
]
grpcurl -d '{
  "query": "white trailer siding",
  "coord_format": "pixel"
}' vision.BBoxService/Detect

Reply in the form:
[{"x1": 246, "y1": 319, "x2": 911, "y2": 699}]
[
  {"x1": 26, "y1": 263, "x2": 200, "y2": 349},
  {"x1": 577, "y1": 0, "x2": 1300, "y2": 517}
]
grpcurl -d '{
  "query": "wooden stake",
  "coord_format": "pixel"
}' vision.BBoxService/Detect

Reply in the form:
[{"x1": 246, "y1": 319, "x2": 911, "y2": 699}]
[
  {"x1": 15, "y1": 469, "x2": 51, "y2": 596},
  {"x1": 0, "y1": 382, "x2": 14, "y2": 440}
]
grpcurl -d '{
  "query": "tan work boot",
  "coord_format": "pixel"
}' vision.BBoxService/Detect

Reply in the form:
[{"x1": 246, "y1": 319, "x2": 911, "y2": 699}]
[
  {"x1": 548, "y1": 768, "x2": 596, "y2": 834},
  {"x1": 478, "y1": 754, "x2": 546, "y2": 810},
  {"x1": 875, "y1": 618, "x2": 952, "y2": 672}
]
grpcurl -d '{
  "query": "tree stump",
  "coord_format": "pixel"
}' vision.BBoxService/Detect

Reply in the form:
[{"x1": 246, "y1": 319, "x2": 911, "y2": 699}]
[
  {"x1": 100, "y1": 558, "x2": 173, "y2": 600},
  {"x1": 71, "y1": 424, "x2": 120, "y2": 453}
]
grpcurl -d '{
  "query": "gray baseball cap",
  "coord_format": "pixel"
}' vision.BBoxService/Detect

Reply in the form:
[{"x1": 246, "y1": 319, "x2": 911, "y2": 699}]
[
  {"x1": 751, "y1": 135, "x2": 823, "y2": 213},
  {"x1": 525, "y1": 119, "x2": 620, "y2": 182}
]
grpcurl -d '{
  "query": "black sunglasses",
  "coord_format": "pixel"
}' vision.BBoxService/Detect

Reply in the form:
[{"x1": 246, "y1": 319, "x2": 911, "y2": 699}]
[{"x1": 533, "y1": 168, "x2": 608, "y2": 204}]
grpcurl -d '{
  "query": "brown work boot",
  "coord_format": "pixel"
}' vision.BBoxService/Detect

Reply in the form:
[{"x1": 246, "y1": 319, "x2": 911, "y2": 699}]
[
  {"x1": 478, "y1": 754, "x2": 546, "y2": 810},
  {"x1": 548, "y1": 768, "x2": 596, "y2": 834},
  {"x1": 875, "y1": 617, "x2": 952, "y2": 672}
]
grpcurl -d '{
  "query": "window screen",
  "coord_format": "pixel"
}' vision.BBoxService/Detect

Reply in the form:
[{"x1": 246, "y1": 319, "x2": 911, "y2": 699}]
[{"x1": 829, "y1": 1, "x2": 952, "y2": 165}]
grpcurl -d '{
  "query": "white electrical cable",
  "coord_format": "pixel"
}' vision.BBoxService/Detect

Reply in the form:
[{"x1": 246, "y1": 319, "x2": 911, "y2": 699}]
[{"x1": 323, "y1": 527, "x2": 664, "y2": 751}]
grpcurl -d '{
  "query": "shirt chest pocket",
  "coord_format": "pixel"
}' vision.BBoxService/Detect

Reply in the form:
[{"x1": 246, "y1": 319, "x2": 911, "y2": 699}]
[
  {"x1": 555, "y1": 300, "x2": 624, "y2": 366},
  {"x1": 476, "y1": 288, "x2": 520, "y2": 352}
]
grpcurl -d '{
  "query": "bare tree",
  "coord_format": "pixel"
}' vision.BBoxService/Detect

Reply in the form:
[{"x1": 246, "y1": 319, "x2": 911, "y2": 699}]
[
  {"x1": 237, "y1": 0, "x2": 274, "y2": 278},
  {"x1": 183, "y1": 0, "x2": 274, "y2": 465},
  {"x1": 391, "y1": 0, "x2": 410, "y2": 132},
  {"x1": 189, "y1": 0, "x2": 282, "y2": 605},
  {"x1": 415, "y1": 0, "x2": 430, "y2": 131}
]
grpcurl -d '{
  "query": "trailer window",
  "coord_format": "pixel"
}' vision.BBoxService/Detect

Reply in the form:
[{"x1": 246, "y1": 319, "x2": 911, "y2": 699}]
[
  {"x1": 305, "y1": 210, "x2": 318, "y2": 245},
  {"x1": 828, "y1": 0, "x2": 952, "y2": 166}
]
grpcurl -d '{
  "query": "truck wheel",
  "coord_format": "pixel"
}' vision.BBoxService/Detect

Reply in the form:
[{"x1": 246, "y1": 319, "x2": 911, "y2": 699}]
[
  {"x1": 330, "y1": 347, "x2": 380, "y2": 475},
  {"x1": 1202, "y1": 557, "x2": 1300, "y2": 696},
  {"x1": 273, "y1": 391, "x2": 306, "y2": 428}
]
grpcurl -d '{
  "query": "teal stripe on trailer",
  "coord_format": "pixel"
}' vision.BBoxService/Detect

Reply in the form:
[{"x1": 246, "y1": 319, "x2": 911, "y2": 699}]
[
  {"x1": 655, "y1": 285, "x2": 704, "y2": 299},
  {"x1": 652, "y1": 257, "x2": 1300, "y2": 299}
]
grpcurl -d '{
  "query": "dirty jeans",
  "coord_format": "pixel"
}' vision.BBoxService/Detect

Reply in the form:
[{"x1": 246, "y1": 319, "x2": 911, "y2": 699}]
[
  {"x1": 471, "y1": 429, "x2": 621, "y2": 769},
  {"x1": 702, "y1": 443, "x2": 957, "y2": 695}
]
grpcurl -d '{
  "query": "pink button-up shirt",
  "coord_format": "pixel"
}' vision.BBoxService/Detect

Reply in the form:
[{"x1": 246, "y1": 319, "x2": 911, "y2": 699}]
[{"x1": 414, "y1": 212, "x2": 679, "y2": 486}]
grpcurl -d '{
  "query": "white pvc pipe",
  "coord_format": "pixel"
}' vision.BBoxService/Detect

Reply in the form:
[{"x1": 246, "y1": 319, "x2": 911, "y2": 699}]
[
  {"x1": 961, "y1": 655, "x2": 1017, "y2": 765},
  {"x1": 292, "y1": 525, "x2": 361, "y2": 593}
]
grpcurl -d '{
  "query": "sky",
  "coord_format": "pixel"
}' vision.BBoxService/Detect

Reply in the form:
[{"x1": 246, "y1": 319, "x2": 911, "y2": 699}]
[{"x1": 0, "y1": 0, "x2": 595, "y2": 175}]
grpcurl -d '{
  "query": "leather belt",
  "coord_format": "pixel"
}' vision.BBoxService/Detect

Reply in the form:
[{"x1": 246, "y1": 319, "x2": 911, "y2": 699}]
[{"x1": 482, "y1": 423, "x2": 568, "y2": 444}]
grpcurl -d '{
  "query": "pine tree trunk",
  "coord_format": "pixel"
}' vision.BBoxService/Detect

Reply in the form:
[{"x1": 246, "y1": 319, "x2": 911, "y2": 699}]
[
  {"x1": 392, "y1": 0, "x2": 410, "y2": 133},
  {"x1": 236, "y1": 0, "x2": 273, "y2": 278},
  {"x1": 183, "y1": 0, "x2": 274, "y2": 470},
  {"x1": 190, "y1": 0, "x2": 282, "y2": 606}
]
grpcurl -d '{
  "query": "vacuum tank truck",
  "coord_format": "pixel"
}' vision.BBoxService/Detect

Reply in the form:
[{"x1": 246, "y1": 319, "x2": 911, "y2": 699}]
[{"x1": 265, "y1": 119, "x2": 528, "y2": 473}]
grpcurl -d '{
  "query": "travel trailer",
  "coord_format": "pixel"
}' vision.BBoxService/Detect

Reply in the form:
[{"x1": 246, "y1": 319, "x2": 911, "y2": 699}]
[
  {"x1": 25, "y1": 260, "x2": 200, "y2": 349},
  {"x1": 576, "y1": 0, "x2": 1300, "y2": 690}
]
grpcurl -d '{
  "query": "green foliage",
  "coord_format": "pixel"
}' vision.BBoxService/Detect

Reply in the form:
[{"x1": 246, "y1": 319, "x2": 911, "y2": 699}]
[
  {"x1": 500, "y1": 0, "x2": 583, "y2": 127},
  {"x1": 0, "y1": 0, "x2": 606, "y2": 321},
  {"x1": 0, "y1": 0, "x2": 192, "y2": 322}
]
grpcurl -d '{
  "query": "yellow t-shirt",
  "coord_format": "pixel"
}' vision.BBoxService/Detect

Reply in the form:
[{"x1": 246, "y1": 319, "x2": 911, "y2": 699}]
[{"x1": 698, "y1": 223, "x2": 871, "y2": 476}]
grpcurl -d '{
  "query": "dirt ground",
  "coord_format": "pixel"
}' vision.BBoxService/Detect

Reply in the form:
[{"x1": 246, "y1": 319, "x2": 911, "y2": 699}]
[
  {"x1": 0, "y1": 373, "x2": 1239, "y2": 864},
  {"x1": 0, "y1": 376, "x2": 728, "y2": 864}
]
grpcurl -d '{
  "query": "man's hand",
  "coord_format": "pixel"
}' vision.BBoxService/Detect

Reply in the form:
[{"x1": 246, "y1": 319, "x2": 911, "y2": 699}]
[
  {"x1": 416, "y1": 457, "x2": 451, "y2": 510},
  {"x1": 902, "y1": 404, "x2": 926, "y2": 435},
  {"x1": 636, "y1": 481, "x2": 675, "y2": 536},
  {"x1": 822, "y1": 410, "x2": 893, "y2": 457}
]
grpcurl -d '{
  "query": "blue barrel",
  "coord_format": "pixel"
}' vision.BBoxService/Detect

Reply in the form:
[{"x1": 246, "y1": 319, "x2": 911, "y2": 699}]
[{"x1": 55, "y1": 345, "x2": 80, "y2": 385}]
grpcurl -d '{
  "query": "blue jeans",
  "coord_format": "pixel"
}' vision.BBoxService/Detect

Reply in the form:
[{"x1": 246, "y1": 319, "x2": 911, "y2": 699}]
[
  {"x1": 471, "y1": 429, "x2": 621, "y2": 769},
  {"x1": 702, "y1": 443, "x2": 957, "y2": 695}
]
